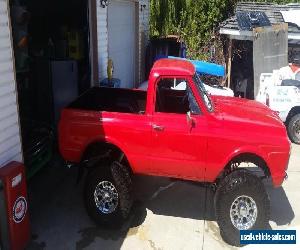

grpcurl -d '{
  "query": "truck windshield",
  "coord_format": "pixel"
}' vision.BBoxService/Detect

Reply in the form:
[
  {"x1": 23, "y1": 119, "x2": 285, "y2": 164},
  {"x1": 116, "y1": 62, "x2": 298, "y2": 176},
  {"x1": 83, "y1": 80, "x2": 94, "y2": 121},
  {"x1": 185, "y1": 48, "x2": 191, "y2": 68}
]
[{"x1": 193, "y1": 73, "x2": 214, "y2": 112}]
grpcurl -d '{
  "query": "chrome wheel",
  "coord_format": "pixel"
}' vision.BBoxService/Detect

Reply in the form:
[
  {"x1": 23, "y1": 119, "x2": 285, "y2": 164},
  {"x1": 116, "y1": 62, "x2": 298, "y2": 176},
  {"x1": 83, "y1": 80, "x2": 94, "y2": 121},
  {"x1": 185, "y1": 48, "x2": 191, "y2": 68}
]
[
  {"x1": 230, "y1": 195, "x2": 257, "y2": 230},
  {"x1": 294, "y1": 120, "x2": 300, "y2": 138},
  {"x1": 94, "y1": 181, "x2": 118, "y2": 214}
]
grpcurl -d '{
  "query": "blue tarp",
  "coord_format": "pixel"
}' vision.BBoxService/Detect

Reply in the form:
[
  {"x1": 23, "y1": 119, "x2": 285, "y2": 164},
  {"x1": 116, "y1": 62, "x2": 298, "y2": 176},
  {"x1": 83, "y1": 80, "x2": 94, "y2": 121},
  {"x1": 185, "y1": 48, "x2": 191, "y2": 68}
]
[{"x1": 168, "y1": 56, "x2": 225, "y2": 77}]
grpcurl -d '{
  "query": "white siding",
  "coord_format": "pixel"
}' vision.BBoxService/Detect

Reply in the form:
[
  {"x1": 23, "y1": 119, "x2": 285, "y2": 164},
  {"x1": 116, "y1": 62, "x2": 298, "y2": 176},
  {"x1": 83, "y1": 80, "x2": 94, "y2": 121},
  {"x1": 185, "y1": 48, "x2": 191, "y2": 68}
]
[
  {"x1": 96, "y1": 0, "x2": 149, "y2": 83},
  {"x1": 0, "y1": 0, "x2": 22, "y2": 167},
  {"x1": 96, "y1": 1, "x2": 108, "y2": 81},
  {"x1": 138, "y1": 0, "x2": 149, "y2": 82}
]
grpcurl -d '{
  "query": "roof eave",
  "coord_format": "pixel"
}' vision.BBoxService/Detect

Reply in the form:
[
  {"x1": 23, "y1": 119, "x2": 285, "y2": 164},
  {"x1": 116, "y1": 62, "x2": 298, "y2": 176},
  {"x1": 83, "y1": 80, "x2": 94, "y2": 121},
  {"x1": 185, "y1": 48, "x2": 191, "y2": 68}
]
[
  {"x1": 219, "y1": 28, "x2": 253, "y2": 40},
  {"x1": 220, "y1": 28, "x2": 300, "y2": 41}
]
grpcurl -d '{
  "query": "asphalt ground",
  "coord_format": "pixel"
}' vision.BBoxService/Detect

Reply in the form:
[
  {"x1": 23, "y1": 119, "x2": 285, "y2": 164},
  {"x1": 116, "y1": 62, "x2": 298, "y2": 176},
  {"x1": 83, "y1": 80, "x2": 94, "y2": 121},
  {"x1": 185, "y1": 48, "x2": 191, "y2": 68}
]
[{"x1": 26, "y1": 144, "x2": 300, "y2": 250}]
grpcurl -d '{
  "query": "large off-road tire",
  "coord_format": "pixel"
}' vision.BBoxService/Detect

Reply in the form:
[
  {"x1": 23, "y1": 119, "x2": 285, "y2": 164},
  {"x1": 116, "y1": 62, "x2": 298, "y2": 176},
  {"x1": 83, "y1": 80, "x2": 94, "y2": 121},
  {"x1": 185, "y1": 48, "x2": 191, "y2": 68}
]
[
  {"x1": 287, "y1": 114, "x2": 300, "y2": 144},
  {"x1": 215, "y1": 169, "x2": 270, "y2": 247},
  {"x1": 84, "y1": 161, "x2": 133, "y2": 227}
]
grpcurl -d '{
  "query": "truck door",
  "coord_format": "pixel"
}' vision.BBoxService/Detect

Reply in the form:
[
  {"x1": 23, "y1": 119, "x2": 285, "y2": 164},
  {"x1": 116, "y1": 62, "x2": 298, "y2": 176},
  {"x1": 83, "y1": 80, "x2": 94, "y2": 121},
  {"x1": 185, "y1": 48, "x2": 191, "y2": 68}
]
[{"x1": 149, "y1": 77, "x2": 207, "y2": 180}]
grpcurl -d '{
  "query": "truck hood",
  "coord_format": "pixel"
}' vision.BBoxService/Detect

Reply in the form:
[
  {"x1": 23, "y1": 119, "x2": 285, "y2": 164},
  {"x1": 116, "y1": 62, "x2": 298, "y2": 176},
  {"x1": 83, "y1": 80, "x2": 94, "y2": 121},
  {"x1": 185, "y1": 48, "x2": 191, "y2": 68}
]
[{"x1": 211, "y1": 96, "x2": 283, "y2": 127}]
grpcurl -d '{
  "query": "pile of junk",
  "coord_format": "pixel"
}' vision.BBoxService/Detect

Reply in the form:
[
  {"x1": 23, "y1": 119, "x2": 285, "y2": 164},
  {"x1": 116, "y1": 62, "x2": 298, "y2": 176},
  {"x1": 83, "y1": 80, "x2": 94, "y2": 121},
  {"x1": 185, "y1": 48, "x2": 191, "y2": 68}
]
[{"x1": 20, "y1": 119, "x2": 54, "y2": 180}]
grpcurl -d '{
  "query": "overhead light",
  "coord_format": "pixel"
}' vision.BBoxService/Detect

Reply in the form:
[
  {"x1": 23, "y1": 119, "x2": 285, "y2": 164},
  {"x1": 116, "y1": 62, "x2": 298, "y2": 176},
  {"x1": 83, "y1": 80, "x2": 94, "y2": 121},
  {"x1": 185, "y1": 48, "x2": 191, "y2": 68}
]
[
  {"x1": 100, "y1": 0, "x2": 109, "y2": 8},
  {"x1": 140, "y1": 4, "x2": 146, "y2": 12}
]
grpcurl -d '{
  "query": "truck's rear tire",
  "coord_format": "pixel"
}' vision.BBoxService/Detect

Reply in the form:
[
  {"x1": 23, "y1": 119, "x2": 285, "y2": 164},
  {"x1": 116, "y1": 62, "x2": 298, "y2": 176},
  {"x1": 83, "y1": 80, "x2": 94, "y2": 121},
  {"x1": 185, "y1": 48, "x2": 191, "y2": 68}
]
[
  {"x1": 214, "y1": 169, "x2": 270, "y2": 246},
  {"x1": 84, "y1": 161, "x2": 133, "y2": 227},
  {"x1": 287, "y1": 114, "x2": 300, "y2": 144}
]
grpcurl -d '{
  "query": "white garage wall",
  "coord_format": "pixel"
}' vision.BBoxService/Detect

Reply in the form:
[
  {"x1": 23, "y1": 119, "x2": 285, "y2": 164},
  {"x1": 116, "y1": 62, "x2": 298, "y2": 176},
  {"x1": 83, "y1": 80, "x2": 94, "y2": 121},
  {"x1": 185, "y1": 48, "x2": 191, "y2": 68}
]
[
  {"x1": 96, "y1": 1, "x2": 108, "y2": 82},
  {"x1": 138, "y1": 0, "x2": 149, "y2": 83},
  {"x1": 108, "y1": 0, "x2": 136, "y2": 88},
  {"x1": 96, "y1": 0, "x2": 149, "y2": 83},
  {"x1": 0, "y1": 0, "x2": 23, "y2": 167}
]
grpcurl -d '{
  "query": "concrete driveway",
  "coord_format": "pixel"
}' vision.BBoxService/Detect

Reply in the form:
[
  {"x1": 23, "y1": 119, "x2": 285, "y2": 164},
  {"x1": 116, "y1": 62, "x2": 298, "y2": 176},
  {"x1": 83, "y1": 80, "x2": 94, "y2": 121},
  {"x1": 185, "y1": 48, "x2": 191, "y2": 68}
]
[{"x1": 26, "y1": 144, "x2": 300, "y2": 250}]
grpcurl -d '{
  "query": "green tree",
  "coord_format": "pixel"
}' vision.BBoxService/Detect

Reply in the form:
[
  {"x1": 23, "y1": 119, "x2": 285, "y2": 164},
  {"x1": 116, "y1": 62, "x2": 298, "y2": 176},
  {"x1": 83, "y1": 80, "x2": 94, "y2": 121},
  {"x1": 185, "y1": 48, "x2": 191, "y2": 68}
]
[{"x1": 150, "y1": 0, "x2": 300, "y2": 60}]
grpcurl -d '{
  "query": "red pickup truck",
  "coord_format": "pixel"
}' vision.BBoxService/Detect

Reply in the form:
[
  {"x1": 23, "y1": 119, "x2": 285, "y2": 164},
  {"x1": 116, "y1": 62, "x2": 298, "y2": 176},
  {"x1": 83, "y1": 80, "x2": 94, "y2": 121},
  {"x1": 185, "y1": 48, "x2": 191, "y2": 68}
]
[{"x1": 59, "y1": 59, "x2": 290, "y2": 246}]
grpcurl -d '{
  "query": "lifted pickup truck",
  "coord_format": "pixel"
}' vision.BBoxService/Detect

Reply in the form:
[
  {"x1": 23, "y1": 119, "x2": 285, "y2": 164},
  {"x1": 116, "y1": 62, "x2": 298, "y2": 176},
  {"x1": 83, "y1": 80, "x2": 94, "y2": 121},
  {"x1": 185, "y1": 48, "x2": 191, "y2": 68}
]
[{"x1": 59, "y1": 59, "x2": 290, "y2": 246}]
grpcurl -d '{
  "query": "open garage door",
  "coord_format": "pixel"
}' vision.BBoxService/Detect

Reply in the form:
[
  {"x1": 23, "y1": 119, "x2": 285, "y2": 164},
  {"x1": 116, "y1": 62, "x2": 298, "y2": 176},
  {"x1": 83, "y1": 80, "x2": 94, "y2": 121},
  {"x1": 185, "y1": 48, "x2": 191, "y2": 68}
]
[
  {"x1": 108, "y1": 0, "x2": 136, "y2": 88},
  {"x1": 0, "y1": 0, "x2": 22, "y2": 167}
]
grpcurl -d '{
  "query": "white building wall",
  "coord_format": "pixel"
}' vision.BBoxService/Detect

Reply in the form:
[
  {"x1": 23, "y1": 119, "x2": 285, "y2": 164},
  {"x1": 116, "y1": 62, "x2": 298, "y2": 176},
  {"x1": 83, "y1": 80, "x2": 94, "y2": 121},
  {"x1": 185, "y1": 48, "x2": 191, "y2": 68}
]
[
  {"x1": 138, "y1": 0, "x2": 149, "y2": 82},
  {"x1": 0, "y1": 0, "x2": 23, "y2": 167},
  {"x1": 96, "y1": 0, "x2": 149, "y2": 83},
  {"x1": 96, "y1": 1, "x2": 108, "y2": 82}
]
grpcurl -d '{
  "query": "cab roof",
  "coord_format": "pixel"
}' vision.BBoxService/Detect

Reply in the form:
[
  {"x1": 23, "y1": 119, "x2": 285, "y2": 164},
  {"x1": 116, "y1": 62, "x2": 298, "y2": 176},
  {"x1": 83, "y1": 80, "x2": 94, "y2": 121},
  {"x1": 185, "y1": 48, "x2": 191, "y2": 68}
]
[{"x1": 151, "y1": 58, "x2": 196, "y2": 77}]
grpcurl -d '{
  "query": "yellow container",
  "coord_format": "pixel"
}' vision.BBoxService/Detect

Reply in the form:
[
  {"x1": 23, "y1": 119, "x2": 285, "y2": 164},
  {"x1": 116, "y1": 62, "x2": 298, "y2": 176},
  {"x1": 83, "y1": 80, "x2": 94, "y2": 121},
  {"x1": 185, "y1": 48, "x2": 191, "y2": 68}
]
[{"x1": 68, "y1": 31, "x2": 84, "y2": 60}]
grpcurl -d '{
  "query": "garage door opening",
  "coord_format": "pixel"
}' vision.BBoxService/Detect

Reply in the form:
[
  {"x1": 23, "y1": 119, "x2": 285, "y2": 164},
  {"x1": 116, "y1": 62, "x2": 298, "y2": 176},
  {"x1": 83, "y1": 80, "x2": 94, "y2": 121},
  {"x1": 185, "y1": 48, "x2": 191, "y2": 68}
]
[
  {"x1": 9, "y1": 0, "x2": 91, "y2": 178},
  {"x1": 108, "y1": 0, "x2": 138, "y2": 88}
]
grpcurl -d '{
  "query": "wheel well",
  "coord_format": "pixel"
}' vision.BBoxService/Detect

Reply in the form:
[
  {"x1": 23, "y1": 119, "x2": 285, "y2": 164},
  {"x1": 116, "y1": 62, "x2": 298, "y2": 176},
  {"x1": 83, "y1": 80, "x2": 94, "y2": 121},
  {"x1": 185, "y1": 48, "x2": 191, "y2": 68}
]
[
  {"x1": 81, "y1": 141, "x2": 132, "y2": 174},
  {"x1": 218, "y1": 153, "x2": 270, "y2": 181},
  {"x1": 286, "y1": 106, "x2": 300, "y2": 124}
]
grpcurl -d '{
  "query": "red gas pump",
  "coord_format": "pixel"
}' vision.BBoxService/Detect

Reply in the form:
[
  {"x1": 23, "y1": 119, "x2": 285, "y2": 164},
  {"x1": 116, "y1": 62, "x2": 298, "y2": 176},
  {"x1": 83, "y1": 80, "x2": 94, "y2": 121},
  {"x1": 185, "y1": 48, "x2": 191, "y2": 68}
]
[{"x1": 0, "y1": 161, "x2": 31, "y2": 250}]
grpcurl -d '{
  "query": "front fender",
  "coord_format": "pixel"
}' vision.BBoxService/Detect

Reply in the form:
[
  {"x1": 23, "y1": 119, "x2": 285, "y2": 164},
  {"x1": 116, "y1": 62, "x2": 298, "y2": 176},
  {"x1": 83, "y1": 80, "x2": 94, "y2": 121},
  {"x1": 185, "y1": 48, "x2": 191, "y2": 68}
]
[{"x1": 205, "y1": 145, "x2": 269, "y2": 183}]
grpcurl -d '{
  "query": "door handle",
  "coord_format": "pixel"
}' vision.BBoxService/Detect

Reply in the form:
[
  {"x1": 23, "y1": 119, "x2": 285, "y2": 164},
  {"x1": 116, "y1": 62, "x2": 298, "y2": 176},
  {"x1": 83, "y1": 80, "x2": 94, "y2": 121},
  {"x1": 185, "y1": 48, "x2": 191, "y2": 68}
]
[{"x1": 152, "y1": 124, "x2": 164, "y2": 131}]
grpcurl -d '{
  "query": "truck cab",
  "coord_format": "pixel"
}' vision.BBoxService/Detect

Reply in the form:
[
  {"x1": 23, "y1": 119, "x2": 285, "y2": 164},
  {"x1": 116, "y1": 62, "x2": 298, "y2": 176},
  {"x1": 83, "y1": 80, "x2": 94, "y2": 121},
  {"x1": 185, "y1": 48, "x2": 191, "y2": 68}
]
[{"x1": 145, "y1": 59, "x2": 211, "y2": 180}]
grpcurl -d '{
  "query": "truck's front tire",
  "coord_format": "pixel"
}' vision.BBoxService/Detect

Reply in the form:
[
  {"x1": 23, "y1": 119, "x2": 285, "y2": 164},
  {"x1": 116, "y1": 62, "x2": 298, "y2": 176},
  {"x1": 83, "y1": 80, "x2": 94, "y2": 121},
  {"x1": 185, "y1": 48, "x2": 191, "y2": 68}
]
[
  {"x1": 84, "y1": 161, "x2": 133, "y2": 227},
  {"x1": 214, "y1": 169, "x2": 270, "y2": 246},
  {"x1": 287, "y1": 114, "x2": 300, "y2": 144}
]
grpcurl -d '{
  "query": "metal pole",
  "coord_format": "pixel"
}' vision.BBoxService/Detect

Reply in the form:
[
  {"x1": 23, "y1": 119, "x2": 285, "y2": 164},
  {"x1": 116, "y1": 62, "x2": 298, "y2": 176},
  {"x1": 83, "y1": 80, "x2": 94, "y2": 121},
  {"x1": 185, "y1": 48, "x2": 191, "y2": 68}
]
[{"x1": 227, "y1": 38, "x2": 233, "y2": 88}]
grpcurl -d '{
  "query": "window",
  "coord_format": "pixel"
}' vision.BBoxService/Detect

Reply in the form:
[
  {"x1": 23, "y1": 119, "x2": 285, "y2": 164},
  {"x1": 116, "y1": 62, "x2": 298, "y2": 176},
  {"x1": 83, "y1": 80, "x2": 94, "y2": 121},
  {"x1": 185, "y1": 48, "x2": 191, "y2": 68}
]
[
  {"x1": 193, "y1": 74, "x2": 214, "y2": 112},
  {"x1": 155, "y1": 78, "x2": 200, "y2": 114}
]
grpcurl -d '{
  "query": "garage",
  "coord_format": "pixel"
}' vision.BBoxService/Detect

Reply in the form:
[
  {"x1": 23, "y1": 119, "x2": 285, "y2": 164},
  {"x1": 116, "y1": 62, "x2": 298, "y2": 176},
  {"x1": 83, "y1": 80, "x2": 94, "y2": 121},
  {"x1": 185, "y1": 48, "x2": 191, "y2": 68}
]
[
  {"x1": 0, "y1": 0, "x2": 149, "y2": 175},
  {"x1": 0, "y1": 0, "x2": 149, "y2": 248},
  {"x1": 108, "y1": 0, "x2": 137, "y2": 88},
  {"x1": 7, "y1": 0, "x2": 92, "y2": 179}
]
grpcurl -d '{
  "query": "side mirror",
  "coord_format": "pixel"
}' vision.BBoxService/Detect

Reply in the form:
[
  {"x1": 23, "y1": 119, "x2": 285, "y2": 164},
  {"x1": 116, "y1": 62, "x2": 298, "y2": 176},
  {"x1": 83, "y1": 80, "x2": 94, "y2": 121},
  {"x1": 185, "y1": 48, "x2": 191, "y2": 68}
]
[{"x1": 186, "y1": 111, "x2": 195, "y2": 127}]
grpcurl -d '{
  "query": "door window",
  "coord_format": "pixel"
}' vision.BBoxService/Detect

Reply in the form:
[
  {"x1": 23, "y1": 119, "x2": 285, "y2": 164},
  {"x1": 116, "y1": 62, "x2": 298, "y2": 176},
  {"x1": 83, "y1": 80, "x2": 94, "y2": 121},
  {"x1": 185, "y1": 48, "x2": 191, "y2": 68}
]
[{"x1": 155, "y1": 78, "x2": 200, "y2": 114}]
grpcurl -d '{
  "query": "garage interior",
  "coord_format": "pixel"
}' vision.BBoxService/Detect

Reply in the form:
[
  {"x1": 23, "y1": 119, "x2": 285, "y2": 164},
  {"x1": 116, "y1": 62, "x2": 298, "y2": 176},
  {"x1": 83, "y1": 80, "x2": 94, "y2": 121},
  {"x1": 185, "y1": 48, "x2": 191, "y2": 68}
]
[
  {"x1": 10, "y1": 0, "x2": 91, "y2": 179},
  {"x1": 5, "y1": 0, "x2": 143, "y2": 247},
  {"x1": 10, "y1": 0, "x2": 141, "y2": 179},
  {"x1": 9, "y1": 0, "x2": 142, "y2": 182}
]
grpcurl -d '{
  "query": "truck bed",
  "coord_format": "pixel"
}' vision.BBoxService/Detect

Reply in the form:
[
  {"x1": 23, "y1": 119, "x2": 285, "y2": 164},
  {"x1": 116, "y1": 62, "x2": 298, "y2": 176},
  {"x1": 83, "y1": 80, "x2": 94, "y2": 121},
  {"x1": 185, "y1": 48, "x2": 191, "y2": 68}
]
[{"x1": 68, "y1": 87, "x2": 147, "y2": 113}]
